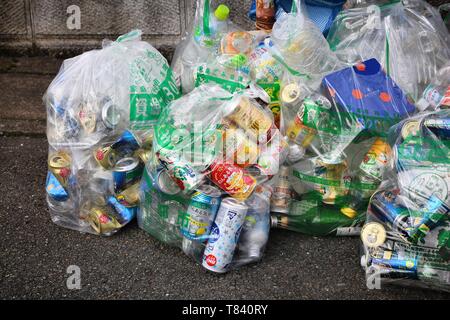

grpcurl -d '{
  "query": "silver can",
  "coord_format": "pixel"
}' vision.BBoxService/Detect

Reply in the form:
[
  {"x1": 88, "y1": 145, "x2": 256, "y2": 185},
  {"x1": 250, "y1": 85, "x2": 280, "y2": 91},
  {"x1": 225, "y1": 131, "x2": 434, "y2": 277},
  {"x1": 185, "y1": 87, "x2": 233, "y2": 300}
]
[{"x1": 202, "y1": 197, "x2": 248, "y2": 273}]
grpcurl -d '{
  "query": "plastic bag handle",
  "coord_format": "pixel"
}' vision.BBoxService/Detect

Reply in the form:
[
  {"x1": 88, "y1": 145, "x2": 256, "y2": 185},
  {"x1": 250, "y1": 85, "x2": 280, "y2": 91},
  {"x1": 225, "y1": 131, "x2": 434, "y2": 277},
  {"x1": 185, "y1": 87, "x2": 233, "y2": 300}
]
[
  {"x1": 116, "y1": 29, "x2": 142, "y2": 43},
  {"x1": 290, "y1": 0, "x2": 301, "y2": 14},
  {"x1": 203, "y1": 0, "x2": 211, "y2": 36}
]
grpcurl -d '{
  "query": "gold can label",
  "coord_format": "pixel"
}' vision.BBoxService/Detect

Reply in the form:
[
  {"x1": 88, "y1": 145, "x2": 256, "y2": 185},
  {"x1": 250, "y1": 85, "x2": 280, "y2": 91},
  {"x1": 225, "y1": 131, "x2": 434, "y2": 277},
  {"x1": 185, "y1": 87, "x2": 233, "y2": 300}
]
[
  {"x1": 78, "y1": 106, "x2": 97, "y2": 133},
  {"x1": 49, "y1": 151, "x2": 71, "y2": 168},
  {"x1": 134, "y1": 148, "x2": 152, "y2": 164},
  {"x1": 226, "y1": 97, "x2": 273, "y2": 140},
  {"x1": 88, "y1": 207, "x2": 122, "y2": 234},
  {"x1": 48, "y1": 151, "x2": 72, "y2": 188},
  {"x1": 116, "y1": 183, "x2": 140, "y2": 206},
  {"x1": 94, "y1": 146, "x2": 116, "y2": 169},
  {"x1": 286, "y1": 115, "x2": 316, "y2": 148}
]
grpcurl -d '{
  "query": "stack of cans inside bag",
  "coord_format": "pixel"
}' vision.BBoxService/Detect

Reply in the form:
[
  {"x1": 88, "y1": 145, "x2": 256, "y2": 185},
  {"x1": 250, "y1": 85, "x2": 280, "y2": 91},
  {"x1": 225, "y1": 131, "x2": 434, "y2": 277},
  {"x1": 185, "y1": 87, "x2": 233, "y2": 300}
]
[
  {"x1": 361, "y1": 110, "x2": 450, "y2": 292},
  {"x1": 138, "y1": 84, "x2": 283, "y2": 273},
  {"x1": 45, "y1": 30, "x2": 180, "y2": 235}
]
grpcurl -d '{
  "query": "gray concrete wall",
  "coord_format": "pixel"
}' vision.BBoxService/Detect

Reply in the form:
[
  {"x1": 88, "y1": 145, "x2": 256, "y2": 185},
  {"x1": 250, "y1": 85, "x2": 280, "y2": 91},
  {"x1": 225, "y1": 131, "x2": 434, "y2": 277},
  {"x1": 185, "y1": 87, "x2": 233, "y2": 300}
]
[
  {"x1": 0, "y1": 0, "x2": 253, "y2": 58},
  {"x1": 0, "y1": 0, "x2": 445, "y2": 58}
]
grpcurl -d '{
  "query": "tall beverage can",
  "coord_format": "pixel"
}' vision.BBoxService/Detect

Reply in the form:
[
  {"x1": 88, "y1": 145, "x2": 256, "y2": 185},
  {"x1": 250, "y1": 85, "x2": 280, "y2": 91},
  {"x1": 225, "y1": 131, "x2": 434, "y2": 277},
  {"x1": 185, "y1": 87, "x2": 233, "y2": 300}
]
[
  {"x1": 181, "y1": 185, "x2": 222, "y2": 241},
  {"x1": 202, "y1": 197, "x2": 248, "y2": 273}
]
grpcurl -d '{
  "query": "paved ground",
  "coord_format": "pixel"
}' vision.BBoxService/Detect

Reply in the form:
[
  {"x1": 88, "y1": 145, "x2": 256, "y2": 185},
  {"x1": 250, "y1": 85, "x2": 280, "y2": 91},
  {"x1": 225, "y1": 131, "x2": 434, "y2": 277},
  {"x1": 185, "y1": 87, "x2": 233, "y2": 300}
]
[{"x1": 0, "y1": 56, "x2": 449, "y2": 300}]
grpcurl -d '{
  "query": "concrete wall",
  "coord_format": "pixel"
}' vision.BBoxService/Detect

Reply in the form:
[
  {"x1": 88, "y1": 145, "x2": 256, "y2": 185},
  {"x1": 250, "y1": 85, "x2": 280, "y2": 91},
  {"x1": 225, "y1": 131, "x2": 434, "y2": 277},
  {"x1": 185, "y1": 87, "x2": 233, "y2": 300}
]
[
  {"x1": 0, "y1": 0, "x2": 253, "y2": 58},
  {"x1": 0, "y1": 0, "x2": 445, "y2": 58}
]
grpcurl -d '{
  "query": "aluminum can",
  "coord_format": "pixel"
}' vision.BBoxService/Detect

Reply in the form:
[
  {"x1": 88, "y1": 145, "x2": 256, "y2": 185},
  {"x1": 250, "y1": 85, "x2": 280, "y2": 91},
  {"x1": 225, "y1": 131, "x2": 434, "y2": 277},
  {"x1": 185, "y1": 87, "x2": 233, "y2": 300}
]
[
  {"x1": 87, "y1": 207, "x2": 122, "y2": 235},
  {"x1": 180, "y1": 185, "x2": 222, "y2": 241},
  {"x1": 202, "y1": 197, "x2": 249, "y2": 273},
  {"x1": 209, "y1": 161, "x2": 256, "y2": 200},
  {"x1": 48, "y1": 151, "x2": 72, "y2": 188},
  {"x1": 359, "y1": 138, "x2": 392, "y2": 181},
  {"x1": 112, "y1": 157, "x2": 143, "y2": 193}
]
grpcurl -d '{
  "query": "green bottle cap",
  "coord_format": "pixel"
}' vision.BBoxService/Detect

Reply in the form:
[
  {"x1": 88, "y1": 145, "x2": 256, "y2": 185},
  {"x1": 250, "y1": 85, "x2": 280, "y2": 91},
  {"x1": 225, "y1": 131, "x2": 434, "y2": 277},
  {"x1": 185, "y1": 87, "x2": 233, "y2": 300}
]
[{"x1": 214, "y1": 4, "x2": 230, "y2": 21}]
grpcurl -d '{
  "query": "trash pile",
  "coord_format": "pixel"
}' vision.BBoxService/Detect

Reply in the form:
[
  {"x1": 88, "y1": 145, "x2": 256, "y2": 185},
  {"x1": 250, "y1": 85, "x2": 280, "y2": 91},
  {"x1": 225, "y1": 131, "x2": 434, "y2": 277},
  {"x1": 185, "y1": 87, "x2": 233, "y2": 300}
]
[
  {"x1": 361, "y1": 110, "x2": 450, "y2": 292},
  {"x1": 44, "y1": 30, "x2": 180, "y2": 235},
  {"x1": 43, "y1": 0, "x2": 450, "y2": 289}
]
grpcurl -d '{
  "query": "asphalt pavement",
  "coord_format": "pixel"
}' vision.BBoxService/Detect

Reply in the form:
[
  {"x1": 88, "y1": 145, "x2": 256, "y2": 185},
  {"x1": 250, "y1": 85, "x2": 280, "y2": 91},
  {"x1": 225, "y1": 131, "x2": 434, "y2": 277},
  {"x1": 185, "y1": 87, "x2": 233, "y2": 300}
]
[{"x1": 0, "y1": 57, "x2": 449, "y2": 299}]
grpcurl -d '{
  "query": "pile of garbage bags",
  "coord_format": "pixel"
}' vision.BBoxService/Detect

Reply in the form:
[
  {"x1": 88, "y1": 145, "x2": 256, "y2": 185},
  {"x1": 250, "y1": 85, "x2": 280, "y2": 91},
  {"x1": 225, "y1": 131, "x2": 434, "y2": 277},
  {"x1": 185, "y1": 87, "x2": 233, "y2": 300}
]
[{"x1": 43, "y1": 0, "x2": 450, "y2": 291}]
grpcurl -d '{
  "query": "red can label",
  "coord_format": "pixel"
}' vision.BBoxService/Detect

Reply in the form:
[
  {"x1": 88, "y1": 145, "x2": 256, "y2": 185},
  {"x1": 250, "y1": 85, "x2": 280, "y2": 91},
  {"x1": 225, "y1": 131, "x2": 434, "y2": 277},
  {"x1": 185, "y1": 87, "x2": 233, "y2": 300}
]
[
  {"x1": 205, "y1": 254, "x2": 217, "y2": 266},
  {"x1": 209, "y1": 162, "x2": 256, "y2": 199}
]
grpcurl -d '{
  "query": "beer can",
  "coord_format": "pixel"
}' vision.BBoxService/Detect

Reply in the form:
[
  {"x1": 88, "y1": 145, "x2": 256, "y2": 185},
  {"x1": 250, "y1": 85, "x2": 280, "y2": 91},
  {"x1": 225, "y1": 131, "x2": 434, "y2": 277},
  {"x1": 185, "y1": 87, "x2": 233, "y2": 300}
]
[
  {"x1": 157, "y1": 150, "x2": 204, "y2": 192},
  {"x1": 116, "y1": 182, "x2": 140, "y2": 206},
  {"x1": 286, "y1": 107, "x2": 316, "y2": 148},
  {"x1": 209, "y1": 161, "x2": 256, "y2": 200},
  {"x1": 78, "y1": 104, "x2": 97, "y2": 133},
  {"x1": 313, "y1": 158, "x2": 350, "y2": 205},
  {"x1": 112, "y1": 157, "x2": 143, "y2": 193},
  {"x1": 94, "y1": 146, "x2": 117, "y2": 169},
  {"x1": 107, "y1": 195, "x2": 137, "y2": 222},
  {"x1": 223, "y1": 127, "x2": 259, "y2": 167},
  {"x1": 370, "y1": 190, "x2": 414, "y2": 235},
  {"x1": 88, "y1": 207, "x2": 122, "y2": 235},
  {"x1": 359, "y1": 138, "x2": 392, "y2": 181},
  {"x1": 133, "y1": 148, "x2": 152, "y2": 164},
  {"x1": 423, "y1": 118, "x2": 450, "y2": 139},
  {"x1": 361, "y1": 222, "x2": 387, "y2": 248},
  {"x1": 281, "y1": 83, "x2": 303, "y2": 108},
  {"x1": 180, "y1": 185, "x2": 222, "y2": 241},
  {"x1": 401, "y1": 120, "x2": 421, "y2": 140},
  {"x1": 202, "y1": 197, "x2": 249, "y2": 273},
  {"x1": 155, "y1": 169, "x2": 181, "y2": 195},
  {"x1": 110, "y1": 130, "x2": 141, "y2": 156},
  {"x1": 48, "y1": 151, "x2": 72, "y2": 188},
  {"x1": 101, "y1": 99, "x2": 121, "y2": 129},
  {"x1": 270, "y1": 165, "x2": 292, "y2": 213},
  {"x1": 45, "y1": 171, "x2": 69, "y2": 201},
  {"x1": 224, "y1": 96, "x2": 273, "y2": 141}
]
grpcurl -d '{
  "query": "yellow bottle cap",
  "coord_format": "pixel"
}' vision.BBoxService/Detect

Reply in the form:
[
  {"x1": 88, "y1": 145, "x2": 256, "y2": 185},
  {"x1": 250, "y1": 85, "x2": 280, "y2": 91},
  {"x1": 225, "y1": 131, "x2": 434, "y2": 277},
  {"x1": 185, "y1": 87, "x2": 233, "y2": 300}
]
[
  {"x1": 215, "y1": 4, "x2": 230, "y2": 21},
  {"x1": 340, "y1": 207, "x2": 357, "y2": 219}
]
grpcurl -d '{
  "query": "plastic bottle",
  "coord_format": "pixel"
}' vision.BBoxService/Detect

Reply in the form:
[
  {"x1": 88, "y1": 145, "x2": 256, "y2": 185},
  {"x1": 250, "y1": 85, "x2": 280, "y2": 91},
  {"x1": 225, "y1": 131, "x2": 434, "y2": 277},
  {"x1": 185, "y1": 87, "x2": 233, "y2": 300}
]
[{"x1": 180, "y1": 4, "x2": 230, "y2": 92}]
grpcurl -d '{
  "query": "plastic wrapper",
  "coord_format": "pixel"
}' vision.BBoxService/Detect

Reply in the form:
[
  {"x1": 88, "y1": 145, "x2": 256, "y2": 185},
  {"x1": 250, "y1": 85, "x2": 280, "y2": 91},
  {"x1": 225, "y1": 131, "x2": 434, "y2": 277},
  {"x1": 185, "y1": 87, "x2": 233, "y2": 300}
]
[
  {"x1": 327, "y1": 0, "x2": 450, "y2": 101},
  {"x1": 361, "y1": 110, "x2": 450, "y2": 292},
  {"x1": 44, "y1": 30, "x2": 180, "y2": 235},
  {"x1": 271, "y1": 58, "x2": 417, "y2": 236},
  {"x1": 138, "y1": 84, "x2": 286, "y2": 272}
]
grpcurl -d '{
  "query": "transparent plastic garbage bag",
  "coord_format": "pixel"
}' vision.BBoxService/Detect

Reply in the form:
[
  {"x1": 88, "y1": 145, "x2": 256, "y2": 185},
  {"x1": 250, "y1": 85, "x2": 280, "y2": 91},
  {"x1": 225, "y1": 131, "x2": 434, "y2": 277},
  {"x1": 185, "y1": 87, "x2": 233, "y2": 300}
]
[
  {"x1": 138, "y1": 84, "x2": 286, "y2": 272},
  {"x1": 361, "y1": 109, "x2": 450, "y2": 292},
  {"x1": 44, "y1": 30, "x2": 180, "y2": 235},
  {"x1": 327, "y1": 0, "x2": 450, "y2": 101},
  {"x1": 270, "y1": 58, "x2": 417, "y2": 236}
]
